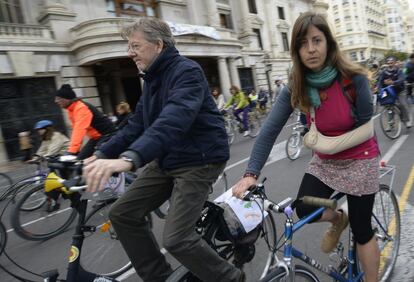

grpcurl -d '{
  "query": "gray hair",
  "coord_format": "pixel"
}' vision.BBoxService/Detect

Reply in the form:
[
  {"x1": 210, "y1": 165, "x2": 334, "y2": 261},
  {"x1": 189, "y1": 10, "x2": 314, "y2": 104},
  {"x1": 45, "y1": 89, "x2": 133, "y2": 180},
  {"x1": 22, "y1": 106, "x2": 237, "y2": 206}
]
[{"x1": 122, "y1": 17, "x2": 175, "y2": 48}]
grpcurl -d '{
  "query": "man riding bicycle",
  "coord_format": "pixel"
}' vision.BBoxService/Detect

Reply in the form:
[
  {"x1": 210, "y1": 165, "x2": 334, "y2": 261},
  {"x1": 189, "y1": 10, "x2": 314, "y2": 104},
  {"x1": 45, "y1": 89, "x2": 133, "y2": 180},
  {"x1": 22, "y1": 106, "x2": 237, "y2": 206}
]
[
  {"x1": 54, "y1": 84, "x2": 116, "y2": 159},
  {"x1": 377, "y1": 56, "x2": 412, "y2": 128},
  {"x1": 82, "y1": 18, "x2": 244, "y2": 282}
]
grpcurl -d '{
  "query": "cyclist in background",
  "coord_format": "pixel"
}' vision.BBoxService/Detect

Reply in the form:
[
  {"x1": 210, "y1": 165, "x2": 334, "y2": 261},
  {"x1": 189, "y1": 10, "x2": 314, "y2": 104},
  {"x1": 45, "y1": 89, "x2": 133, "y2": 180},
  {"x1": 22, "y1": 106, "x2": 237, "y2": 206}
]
[
  {"x1": 257, "y1": 87, "x2": 269, "y2": 111},
  {"x1": 54, "y1": 84, "x2": 116, "y2": 159},
  {"x1": 248, "y1": 89, "x2": 258, "y2": 109},
  {"x1": 377, "y1": 56, "x2": 412, "y2": 128},
  {"x1": 211, "y1": 87, "x2": 226, "y2": 110},
  {"x1": 404, "y1": 53, "x2": 414, "y2": 103},
  {"x1": 223, "y1": 85, "x2": 251, "y2": 136},
  {"x1": 31, "y1": 120, "x2": 69, "y2": 158},
  {"x1": 115, "y1": 101, "x2": 133, "y2": 129}
]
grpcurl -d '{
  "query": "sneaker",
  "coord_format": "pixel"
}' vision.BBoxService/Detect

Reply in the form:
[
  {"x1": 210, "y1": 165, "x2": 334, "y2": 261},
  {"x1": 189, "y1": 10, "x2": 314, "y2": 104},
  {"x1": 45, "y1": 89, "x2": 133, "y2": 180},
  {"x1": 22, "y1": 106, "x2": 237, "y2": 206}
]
[
  {"x1": 321, "y1": 211, "x2": 348, "y2": 253},
  {"x1": 243, "y1": 130, "x2": 250, "y2": 137}
]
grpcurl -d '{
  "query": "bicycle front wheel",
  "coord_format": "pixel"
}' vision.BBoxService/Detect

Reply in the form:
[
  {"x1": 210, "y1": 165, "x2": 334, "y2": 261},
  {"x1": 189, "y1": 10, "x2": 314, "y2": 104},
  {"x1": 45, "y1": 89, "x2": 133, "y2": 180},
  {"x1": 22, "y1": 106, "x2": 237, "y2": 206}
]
[
  {"x1": 81, "y1": 200, "x2": 133, "y2": 278},
  {"x1": 354, "y1": 184, "x2": 400, "y2": 282},
  {"x1": 260, "y1": 265, "x2": 320, "y2": 282},
  {"x1": 285, "y1": 132, "x2": 303, "y2": 160},
  {"x1": 11, "y1": 183, "x2": 77, "y2": 241},
  {"x1": 379, "y1": 106, "x2": 402, "y2": 139}
]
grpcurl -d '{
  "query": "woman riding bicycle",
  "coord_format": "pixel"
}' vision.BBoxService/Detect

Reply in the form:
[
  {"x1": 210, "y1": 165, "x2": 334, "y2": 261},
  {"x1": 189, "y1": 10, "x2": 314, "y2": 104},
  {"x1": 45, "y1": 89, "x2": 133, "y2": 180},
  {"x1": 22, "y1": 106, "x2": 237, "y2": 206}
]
[
  {"x1": 223, "y1": 85, "x2": 251, "y2": 137},
  {"x1": 233, "y1": 12, "x2": 381, "y2": 282},
  {"x1": 377, "y1": 56, "x2": 412, "y2": 128}
]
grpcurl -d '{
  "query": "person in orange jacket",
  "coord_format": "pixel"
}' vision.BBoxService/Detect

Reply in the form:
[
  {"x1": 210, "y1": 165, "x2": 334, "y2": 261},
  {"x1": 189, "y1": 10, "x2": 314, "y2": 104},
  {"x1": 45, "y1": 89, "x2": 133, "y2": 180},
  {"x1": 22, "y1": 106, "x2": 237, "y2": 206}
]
[{"x1": 55, "y1": 84, "x2": 116, "y2": 159}]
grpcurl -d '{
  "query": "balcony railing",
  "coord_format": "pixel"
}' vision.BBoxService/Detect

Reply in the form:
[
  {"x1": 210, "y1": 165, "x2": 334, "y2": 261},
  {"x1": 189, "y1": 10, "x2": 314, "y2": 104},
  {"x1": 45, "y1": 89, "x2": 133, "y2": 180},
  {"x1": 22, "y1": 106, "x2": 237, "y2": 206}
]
[{"x1": 0, "y1": 23, "x2": 54, "y2": 42}]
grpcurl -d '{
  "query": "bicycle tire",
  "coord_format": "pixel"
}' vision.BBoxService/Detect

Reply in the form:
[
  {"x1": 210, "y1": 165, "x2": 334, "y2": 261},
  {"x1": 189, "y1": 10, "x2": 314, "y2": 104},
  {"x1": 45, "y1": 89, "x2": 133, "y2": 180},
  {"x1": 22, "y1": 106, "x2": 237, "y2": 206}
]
[
  {"x1": 17, "y1": 181, "x2": 48, "y2": 211},
  {"x1": 154, "y1": 172, "x2": 229, "y2": 220},
  {"x1": 379, "y1": 106, "x2": 402, "y2": 139},
  {"x1": 11, "y1": 183, "x2": 77, "y2": 241},
  {"x1": 354, "y1": 184, "x2": 400, "y2": 282},
  {"x1": 285, "y1": 132, "x2": 303, "y2": 161},
  {"x1": 80, "y1": 200, "x2": 133, "y2": 278},
  {"x1": 259, "y1": 265, "x2": 319, "y2": 282},
  {"x1": 0, "y1": 173, "x2": 13, "y2": 201},
  {"x1": 0, "y1": 221, "x2": 6, "y2": 255}
]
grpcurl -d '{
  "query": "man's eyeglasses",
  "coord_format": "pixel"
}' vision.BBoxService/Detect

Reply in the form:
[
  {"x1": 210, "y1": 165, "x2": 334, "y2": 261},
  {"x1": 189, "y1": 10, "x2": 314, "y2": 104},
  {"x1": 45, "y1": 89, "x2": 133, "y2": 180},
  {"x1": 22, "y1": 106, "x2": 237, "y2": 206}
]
[{"x1": 127, "y1": 44, "x2": 141, "y2": 53}]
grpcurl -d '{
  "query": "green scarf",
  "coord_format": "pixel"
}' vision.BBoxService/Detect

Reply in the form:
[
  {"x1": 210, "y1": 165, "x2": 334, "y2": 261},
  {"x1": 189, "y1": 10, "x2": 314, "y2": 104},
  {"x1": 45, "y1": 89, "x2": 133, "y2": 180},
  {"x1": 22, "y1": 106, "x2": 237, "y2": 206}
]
[{"x1": 305, "y1": 66, "x2": 338, "y2": 107}]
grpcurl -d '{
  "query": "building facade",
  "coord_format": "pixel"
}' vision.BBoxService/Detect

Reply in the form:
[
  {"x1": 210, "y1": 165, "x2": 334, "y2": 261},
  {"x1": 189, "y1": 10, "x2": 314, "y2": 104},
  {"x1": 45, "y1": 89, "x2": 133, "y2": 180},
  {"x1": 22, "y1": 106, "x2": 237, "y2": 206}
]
[
  {"x1": 326, "y1": 0, "x2": 389, "y2": 64},
  {"x1": 0, "y1": 0, "x2": 318, "y2": 162}
]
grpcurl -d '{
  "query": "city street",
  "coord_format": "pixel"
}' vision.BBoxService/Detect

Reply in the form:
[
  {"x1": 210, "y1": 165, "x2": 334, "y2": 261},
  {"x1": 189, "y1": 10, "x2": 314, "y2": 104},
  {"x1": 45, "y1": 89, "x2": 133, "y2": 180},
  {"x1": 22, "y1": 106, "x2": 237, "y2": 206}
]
[{"x1": 0, "y1": 109, "x2": 413, "y2": 282}]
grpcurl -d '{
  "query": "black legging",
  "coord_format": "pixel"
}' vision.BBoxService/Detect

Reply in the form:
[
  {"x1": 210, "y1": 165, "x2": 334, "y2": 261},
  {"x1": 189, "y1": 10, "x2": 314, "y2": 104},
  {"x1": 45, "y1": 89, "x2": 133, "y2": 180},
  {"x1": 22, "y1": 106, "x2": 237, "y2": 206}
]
[{"x1": 296, "y1": 173, "x2": 375, "y2": 245}]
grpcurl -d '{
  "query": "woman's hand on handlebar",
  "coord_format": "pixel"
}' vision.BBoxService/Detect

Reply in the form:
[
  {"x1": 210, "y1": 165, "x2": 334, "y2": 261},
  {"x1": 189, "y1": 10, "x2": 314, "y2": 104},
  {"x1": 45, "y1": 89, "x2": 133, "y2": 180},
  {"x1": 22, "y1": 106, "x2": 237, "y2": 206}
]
[
  {"x1": 232, "y1": 176, "x2": 257, "y2": 199},
  {"x1": 83, "y1": 159, "x2": 132, "y2": 193}
]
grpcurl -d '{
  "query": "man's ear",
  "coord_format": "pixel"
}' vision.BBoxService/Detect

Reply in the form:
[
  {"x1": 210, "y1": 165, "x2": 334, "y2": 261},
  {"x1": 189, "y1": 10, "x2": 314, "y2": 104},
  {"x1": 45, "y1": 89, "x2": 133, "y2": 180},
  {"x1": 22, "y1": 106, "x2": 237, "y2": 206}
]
[{"x1": 156, "y1": 40, "x2": 164, "y2": 54}]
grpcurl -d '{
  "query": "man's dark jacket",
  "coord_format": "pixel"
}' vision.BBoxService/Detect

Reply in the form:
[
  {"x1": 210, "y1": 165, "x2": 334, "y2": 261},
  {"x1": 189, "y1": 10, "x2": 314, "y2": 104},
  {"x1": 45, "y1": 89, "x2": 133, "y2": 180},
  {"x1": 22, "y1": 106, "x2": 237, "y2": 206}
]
[{"x1": 98, "y1": 47, "x2": 229, "y2": 169}]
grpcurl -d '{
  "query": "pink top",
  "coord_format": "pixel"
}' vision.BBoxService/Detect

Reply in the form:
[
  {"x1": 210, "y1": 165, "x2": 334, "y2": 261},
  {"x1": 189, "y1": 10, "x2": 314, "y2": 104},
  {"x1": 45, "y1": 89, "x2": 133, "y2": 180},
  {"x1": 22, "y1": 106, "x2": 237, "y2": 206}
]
[{"x1": 307, "y1": 80, "x2": 379, "y2": 159}]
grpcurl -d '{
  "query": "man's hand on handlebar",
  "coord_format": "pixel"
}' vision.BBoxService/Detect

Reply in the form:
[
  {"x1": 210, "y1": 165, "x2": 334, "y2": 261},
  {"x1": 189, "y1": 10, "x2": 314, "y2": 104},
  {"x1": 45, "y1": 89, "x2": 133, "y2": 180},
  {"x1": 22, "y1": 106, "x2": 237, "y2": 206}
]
[
  {"x1": 232, "y1": 176, "x2": 257, "y2": 199},
  {"x1": 83, "y1": 159, "x2": 132, "y2": 193}
]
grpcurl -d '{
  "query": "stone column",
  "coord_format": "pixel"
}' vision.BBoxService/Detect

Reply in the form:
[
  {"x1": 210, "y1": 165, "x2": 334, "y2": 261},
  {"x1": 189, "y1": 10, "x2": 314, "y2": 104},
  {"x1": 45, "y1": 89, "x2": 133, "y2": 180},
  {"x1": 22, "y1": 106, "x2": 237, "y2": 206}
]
[
  {"x1": 239, "y1": 0, "x2": 252, "y2": 35},
  {"x1": 205, "y1": 0, "x2": 220, "y2": 28},
  {"x1": 38, "y1": 0, "x2": 76, "y2": 43},
  {"x1": 228, "y1": 57, "x2": 240, "y2": 88},
  {"x1": 218, "y1": 57, "x2": 231, "y2": 100}
]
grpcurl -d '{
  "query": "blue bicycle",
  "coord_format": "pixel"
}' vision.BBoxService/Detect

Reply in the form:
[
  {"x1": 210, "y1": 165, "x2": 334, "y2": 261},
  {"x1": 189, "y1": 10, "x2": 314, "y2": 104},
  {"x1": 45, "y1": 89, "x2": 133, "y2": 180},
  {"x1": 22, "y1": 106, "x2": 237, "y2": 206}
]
[{"x1": 245, "y1": 167, "x2": 400, "y2": 281}]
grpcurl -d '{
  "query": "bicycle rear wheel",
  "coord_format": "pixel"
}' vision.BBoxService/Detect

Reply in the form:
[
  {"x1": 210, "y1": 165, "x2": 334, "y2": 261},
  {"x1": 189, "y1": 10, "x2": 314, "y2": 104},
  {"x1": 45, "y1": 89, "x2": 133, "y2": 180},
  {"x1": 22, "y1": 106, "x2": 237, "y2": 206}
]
[
  {"x1": 285, "y1": 132, "x2": 303, "y2": 160},
  {"x1": 354, "y1": 184, "x2": 400, "y2": 282},
  {"x1": 379, "y1": 106, "x2": 402, "y2": 139},
  {"x1": 260, "y1": 265, "x2": 319, "y2": 282},
  {"x1": 11, "y1": 183, "x2": 77, "y2": 241},
  {"x1": 81, "y1": 200, "x2": 133, "y2": 278}
]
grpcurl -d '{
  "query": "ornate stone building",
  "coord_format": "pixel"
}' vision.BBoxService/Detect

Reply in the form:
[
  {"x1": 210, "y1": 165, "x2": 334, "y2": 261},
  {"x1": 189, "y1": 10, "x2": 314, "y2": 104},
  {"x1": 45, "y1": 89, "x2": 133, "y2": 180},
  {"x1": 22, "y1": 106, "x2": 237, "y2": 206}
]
[{"x1": 0, "y1": 0, "x2": 318, "y2": 162}]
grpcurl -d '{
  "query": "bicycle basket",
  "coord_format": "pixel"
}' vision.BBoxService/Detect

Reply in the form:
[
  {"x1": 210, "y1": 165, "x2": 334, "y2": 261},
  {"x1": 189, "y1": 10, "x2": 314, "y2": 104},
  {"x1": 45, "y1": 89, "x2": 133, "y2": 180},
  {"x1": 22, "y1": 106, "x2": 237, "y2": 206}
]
[
  {"x1": 378, "y1": 86, "x2": 397, "y2": 106},
  {"x1": 215, "y1": 202, "x2": 261, "y2": 245}
]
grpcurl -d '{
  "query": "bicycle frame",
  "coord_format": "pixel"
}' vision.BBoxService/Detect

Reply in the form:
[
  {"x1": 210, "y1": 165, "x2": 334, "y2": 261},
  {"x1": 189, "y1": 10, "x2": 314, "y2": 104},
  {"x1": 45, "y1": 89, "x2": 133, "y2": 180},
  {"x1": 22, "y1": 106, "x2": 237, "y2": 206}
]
[{"x1": 277, "y1": 192, "x2": 365, "y2": 282}]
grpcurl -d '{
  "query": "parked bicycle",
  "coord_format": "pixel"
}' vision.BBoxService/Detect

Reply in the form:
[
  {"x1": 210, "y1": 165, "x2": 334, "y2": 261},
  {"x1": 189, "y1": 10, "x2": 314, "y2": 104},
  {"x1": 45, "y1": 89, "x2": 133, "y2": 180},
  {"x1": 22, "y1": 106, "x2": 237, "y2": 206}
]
[
  {"x1": 377, "y1": 86, "x2": 403, "y2": 139},
  {"x1": 285, "y1": 110, "x2": 306, "y2": 160},
  {"x1": 245, "y1": 164, "x2": 400, "y2": 282}
]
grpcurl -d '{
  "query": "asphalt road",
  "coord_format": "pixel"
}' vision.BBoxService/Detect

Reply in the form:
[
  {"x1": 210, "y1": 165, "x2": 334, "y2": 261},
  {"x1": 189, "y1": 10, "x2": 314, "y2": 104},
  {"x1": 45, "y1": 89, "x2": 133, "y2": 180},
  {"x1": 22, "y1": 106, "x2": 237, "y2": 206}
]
[{"x1": 1, "y1": 105, "x2": 413, "y2": 282}]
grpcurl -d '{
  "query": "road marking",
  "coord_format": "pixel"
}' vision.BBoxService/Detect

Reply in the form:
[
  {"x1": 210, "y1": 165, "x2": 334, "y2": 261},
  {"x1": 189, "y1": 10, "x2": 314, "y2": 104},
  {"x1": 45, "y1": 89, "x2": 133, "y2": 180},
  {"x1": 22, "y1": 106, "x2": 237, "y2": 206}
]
[
  {"x1": 6, "y1": 206, "x2": 73, "y2": 233},
  {"x1": 380, "y1": 164, "x2": 414, "y2": 270},
  {"x1": 380, "y1": 135, "x2": 409, "y2": 164}
]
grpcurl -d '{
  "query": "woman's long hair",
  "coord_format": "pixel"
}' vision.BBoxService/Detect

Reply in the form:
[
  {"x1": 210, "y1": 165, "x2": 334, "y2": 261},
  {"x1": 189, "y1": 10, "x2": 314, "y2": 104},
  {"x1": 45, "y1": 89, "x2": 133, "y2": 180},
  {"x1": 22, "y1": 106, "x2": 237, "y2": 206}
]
[{"x1": 289, "y1": 12, "x2": 367, "y2": 112}]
